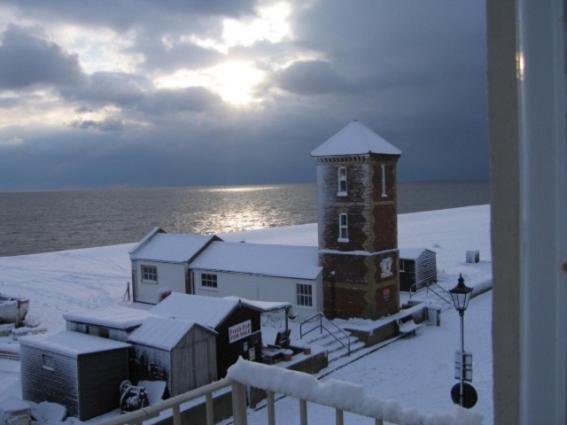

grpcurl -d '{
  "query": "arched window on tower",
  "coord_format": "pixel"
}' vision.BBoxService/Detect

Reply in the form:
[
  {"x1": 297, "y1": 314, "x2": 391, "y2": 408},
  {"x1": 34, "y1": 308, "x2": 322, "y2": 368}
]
[
  {"x1": 337, "y1": 166, "x2": 347, "y2": 196},
  {"x1": 338, "y1": 213, "x2": 349, "y2": 242}
]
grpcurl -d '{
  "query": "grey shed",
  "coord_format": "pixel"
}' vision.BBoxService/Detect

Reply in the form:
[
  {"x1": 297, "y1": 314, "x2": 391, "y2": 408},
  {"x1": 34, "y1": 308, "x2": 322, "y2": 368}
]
[
  {"x1": 399, "y1": 248, "x2": 438, "y2": 291},
  {"x1": 20, "y1": 331, "x2": 130, "y2": 421},
  {"x1": 127, "y1": 317, "x2": 217, "y2": 396}
]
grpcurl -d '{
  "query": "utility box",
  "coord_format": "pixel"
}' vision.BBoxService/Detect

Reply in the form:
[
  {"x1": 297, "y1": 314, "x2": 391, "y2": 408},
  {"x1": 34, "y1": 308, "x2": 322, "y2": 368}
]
[{"x1": 465, "y1": 250, "x2": 480, "y2": 263}]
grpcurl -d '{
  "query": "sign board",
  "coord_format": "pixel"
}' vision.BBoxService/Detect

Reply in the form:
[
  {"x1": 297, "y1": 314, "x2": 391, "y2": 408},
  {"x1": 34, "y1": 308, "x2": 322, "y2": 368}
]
[
  {"x1": 450, "y1": 382, "x2": 478, "y2": 408},
  {"x1": 454, "y1": 351, "x2": 473, "y2": 382},
  {"x1": 228, "y1": 320, "x2": 252, "y2": 343}
]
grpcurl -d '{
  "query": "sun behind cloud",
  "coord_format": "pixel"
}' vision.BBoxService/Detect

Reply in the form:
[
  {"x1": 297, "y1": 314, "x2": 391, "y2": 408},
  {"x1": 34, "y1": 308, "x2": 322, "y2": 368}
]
[{"x1": 155, "y1": 61, "x2": 266, "y2": 105}]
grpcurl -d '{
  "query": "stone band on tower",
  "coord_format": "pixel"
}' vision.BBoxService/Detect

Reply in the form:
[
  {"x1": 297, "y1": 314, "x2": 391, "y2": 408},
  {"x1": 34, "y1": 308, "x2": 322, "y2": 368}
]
[{"x1": 311, "y1": 121, "x2": 401, "y2": 320}]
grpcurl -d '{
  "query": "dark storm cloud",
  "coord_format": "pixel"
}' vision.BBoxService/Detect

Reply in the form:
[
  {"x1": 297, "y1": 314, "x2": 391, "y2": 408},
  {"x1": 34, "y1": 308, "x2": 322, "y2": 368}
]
[
  {"x1": 0, "y1": 25, "x2": 83, "y2": 89},
  {"x1": 6, "y1": 0, "x2": 255, "y2": 31},
  {"x1": 276, "y1": 60, "x2": 353, "y2": 95},
  {"x1": 0, "y1": 0, "x2": 489, "y2": 190}
]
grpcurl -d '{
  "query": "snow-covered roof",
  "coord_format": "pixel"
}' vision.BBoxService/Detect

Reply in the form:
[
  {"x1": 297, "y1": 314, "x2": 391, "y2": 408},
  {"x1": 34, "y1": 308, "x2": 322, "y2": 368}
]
[
  {"x1": 127, "y1": 317, "x2": 214, "y2": 351},
  {"x1": 130, "y1": 232, "x2": 217, "y2": 263},
  {"x1": 311, "y1": 121, "x2": 401, "y2": 157},
  {"x1": 399, "y1": 248, "x2": 434, "y2": 260},
  {"x1": 150, "y1": 293, "x2": 241, "y2": 329},
  {"x1": 190, "y1": 241, "x2": 321, "y2": 280},
  {"x1": 224, "y1": 296, "x2": 291, "y2": 312},
  {"x1": 20, "y1": 331, "x2": 130, "y2": 358},
  {"x1": 63, "y1": 306, "x2": 153, "y2": 330}
]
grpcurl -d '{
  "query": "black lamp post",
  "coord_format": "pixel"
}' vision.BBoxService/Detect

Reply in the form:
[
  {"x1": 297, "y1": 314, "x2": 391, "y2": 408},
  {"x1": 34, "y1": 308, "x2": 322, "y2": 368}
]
[{"x1": 449, "y1": 274, "x2": 473, "y2": 407}]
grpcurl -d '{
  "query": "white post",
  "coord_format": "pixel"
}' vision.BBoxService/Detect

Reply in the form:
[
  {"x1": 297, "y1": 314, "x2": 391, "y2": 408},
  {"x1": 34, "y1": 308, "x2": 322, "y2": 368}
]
[
  {"x1": 335, "y1": 409, "x2": 344, "y2": 425},
  {"x1": 299, "y1": 399, "x2": 308, "y2": 425},
  {"x1": 205, "y1": 393, "x2": 214, "y2": 425},
  {"x1": 266, "y1": 391, "x2": 276, "y2": 425},
  {"x1": 172, "y1": 405, "x2": 182, "y2": 425},
  {"x1": 231, "y1": 382, "x2": 248, "y2": 425}
]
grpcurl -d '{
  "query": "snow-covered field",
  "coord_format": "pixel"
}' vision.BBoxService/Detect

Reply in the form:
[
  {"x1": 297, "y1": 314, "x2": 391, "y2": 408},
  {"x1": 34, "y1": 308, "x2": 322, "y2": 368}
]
[{"x1": 0, "y1": 204, "x2": 493, "y2": 423}]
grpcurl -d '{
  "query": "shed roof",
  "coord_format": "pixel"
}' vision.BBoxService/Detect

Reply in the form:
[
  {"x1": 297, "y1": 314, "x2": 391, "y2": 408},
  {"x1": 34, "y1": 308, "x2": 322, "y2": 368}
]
[
  {"x1": 190, "y1": 241, "x2": 321, "y2": 280},
  {"x1": 150, "y1": 293, "x2": 242, "y2": 329},
  {"x1": 127, "y1": 317, "x2": 214, "y2": 351},
  {"x1": 20, "y1": 331, "x2": 130, "y2": 358},
  {"x1": 310, "y1": 121, "x2": 401, "y2": 157},
  {"x1": 63, "y1": 306, "x2": 153, "y2": 330},
  {"x1": 399, "y1": 248, "x2": 435, "y2": 260},
  {"x1": 130, "y1": 231, "x2": 217, "y2": 263},
  {"x1": 224, "y1": 296, "x2": 292, "y2": 312}
]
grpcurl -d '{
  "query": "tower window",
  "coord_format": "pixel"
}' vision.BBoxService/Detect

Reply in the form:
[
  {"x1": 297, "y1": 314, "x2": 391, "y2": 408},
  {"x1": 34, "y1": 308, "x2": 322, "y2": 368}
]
[
  {"x1": 338, "y1": 213, "x2": 349, "y2": 242},
  {"x1": 337, "y1": 167, "x2": 347, "y2": 196},
  {"x1": 381, "y1": 164, "x2": 388, "y2": 197}
]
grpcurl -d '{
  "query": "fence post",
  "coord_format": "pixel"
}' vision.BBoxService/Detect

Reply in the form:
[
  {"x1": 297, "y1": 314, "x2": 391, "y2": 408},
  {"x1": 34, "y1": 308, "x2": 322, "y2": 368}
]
[
  {"x1": 231, "y1": 382, "x2": 248, "y2": 425},
  {"x1": 266, "y1": 391, "x2": 276, "y2": 425}
]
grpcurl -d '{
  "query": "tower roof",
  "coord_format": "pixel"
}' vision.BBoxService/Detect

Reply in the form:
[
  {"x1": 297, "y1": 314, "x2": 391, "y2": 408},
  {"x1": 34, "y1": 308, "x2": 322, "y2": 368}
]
[{"x1": 310, "y1": 121, "x2": 401, "y2": 157}]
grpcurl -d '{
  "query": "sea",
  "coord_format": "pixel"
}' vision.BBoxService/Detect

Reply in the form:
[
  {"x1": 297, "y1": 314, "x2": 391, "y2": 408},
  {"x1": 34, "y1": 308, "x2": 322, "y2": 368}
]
[{"x1": 0, "y1": 181, "x2": 489, "y2": 257}]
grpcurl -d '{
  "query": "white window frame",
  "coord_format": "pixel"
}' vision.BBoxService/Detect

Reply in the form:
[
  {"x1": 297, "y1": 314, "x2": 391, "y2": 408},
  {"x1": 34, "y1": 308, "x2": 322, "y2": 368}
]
[
  {"x1": 296, "y1": 283, "x2": 313, "y2": 307},
  {"x1": 141, "y1": 265, "x2": 158, "y2": 284},
  {"x1": 380, "y1": 164, "x2": 387, "y2": 198},
  {"x1": 201, "y1": 273, "x2": 218, "y2": 289},
  {"x1": 337, "y1": 166, "x2": 347, "y2": 196},
  {"x1": 338, "y1": 213, "x2": 349, "y2": 242}
]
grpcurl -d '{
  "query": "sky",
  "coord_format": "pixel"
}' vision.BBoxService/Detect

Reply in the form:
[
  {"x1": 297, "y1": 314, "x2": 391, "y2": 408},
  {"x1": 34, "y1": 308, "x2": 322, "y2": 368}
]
[{"x1": 0, "y1": 0, "x2": 488, "y2": 190}]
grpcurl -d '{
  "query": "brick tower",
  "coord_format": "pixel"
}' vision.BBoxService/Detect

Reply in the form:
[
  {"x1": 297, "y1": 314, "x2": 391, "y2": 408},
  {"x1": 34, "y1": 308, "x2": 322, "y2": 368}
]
[{"x1": 311, "y1": 121, "x2": 402, "y2": 319}]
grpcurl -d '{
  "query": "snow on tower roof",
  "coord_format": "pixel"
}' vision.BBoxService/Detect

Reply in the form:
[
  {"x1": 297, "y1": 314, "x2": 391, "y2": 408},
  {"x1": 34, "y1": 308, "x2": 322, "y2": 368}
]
[
  {"x1": 130, "y1": 231, "x2": 218, "y2": 263},
  {"x1": 127, "y1": 317, "x2": 215, "y2": 351},
  {"x1": 63, "y1": 306, "x2": 153, "y2": 330},
  {"x1": 310, "y1": 121, "x2": 401, "y2": 157},
  {"x1": 190, "y1": 241, "x2": 321, "y2": 279},
  {"x1": 20, "y1": 331, "x2": 130, "y2": 358},
  {"x1": 150, "y1": 293, "x2": 240, "y2": 329}
]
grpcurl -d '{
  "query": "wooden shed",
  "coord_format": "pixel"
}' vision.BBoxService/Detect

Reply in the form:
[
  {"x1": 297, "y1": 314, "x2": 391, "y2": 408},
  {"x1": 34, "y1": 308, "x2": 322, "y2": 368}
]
[
  {"x1": 399, "y1": 248, "x2": 437, "y2": 292},
  {"x1": 127, "y1": 317, "x2": 217, "y2": 396},
  {"x1": 20, "y1": 331, "x2": 130, "y2": 421},
  {"x1": 63, "y1": 306, "x2": 152, "y2": 341},
  {"x1": 150, "y1": 293, "x2": 264, "y2": 377}
]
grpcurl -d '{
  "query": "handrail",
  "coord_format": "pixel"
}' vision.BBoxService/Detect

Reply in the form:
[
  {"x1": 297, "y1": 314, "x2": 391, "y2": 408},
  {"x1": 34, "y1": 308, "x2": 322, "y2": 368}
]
[
  {"x1": 299, "y1": 312, "x2": 323, "y2": 338},
  {"x1": 299, "y1": 313, "x2": 351, "y2": 356},
  {"x1": 427, "y1": 283, "x2": 452, "y2": 304}
]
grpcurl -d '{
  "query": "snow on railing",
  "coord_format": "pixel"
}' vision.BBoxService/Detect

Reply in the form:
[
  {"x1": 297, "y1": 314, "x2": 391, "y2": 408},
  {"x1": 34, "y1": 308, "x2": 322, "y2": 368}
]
[
  {"x1": 227, "y1": 358, "x2": 482, "y2": 425},
  {"x1": 106, "y1": 358, "x2": 482, "y2": 425}
]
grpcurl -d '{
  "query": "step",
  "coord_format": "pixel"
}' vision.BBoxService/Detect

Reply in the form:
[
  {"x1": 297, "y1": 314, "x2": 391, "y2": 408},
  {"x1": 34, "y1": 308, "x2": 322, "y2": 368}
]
[{"x1": 327, "y1": 341, "x2": 367, "y2": 363}]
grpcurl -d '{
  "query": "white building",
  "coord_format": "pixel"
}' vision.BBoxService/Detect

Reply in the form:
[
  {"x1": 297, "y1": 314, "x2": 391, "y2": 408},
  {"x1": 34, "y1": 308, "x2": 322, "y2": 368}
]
[{"x1": 130, "y1": 231, "x2": 322, "y2": 316}]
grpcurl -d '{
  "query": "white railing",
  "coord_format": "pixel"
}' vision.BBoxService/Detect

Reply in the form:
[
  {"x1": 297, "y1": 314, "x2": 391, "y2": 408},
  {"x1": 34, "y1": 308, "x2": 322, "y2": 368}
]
[{"x1": 105, "y1": 359, "x2": 482, "y2": 425}]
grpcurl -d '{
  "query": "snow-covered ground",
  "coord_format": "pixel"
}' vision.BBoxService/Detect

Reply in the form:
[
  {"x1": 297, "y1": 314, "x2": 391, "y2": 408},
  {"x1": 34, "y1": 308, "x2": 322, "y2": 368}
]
[{"x1": 0, "y1": 204, "x2": 492, "y2": 423}]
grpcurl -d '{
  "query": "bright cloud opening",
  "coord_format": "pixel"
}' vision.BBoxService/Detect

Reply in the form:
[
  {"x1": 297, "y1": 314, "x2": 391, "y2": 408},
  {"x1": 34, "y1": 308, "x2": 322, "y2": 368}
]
[
  {"x1": 155, "y1": 61, "x2": 266, "y2": 105},
  {"x1": 189, "y1": 2, "x2": 292, "y2": 54}
]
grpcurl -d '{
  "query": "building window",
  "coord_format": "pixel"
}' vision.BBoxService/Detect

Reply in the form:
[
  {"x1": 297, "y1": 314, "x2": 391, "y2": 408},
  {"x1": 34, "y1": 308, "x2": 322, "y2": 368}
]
[
  {"x1": 42, "y1": 354, "x2": 55, "y2": 371},
  {"x1": 201, "y1": 273, "x2": 218, "y2": 288},
  {"x1": 399, "y1": 259, "x2": 406, "y2": 272},
  {"x1": 381, "y1": 164, "x2": 387, "y2": 197},
  {"x1": 337, "y1": 166, "x2": 347, "y2": 196},
  {"x1": 296, "y1": 283, "x2": 313, "y2": 307},
  {"x1": 338, "y1": 213, "x2": 349, "y2": 242},
  {"x1": 141, "y1": 265, "x2": 158, "y2": 283}
]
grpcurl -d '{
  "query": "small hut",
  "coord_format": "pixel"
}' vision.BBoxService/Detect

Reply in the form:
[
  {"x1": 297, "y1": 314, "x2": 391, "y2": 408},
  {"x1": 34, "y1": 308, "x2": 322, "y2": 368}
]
[
  {"x1": 127, "y1": 317, "x2": 217, "y2": 396},
  {"x1": 150, "y1": 293, "x2": 264, "y2": 377},
  {"x1": 399, "y1": 248, "x2": 437, "y2": 291},
  {"x1": 20, "y1": 331, "x2": 130, "y2": 421}
]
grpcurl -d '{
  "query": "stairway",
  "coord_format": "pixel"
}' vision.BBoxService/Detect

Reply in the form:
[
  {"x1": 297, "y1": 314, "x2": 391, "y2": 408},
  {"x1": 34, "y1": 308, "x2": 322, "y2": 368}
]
[{"x1": 297, "y1": 313, "x2": 366, "y2": 364}]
